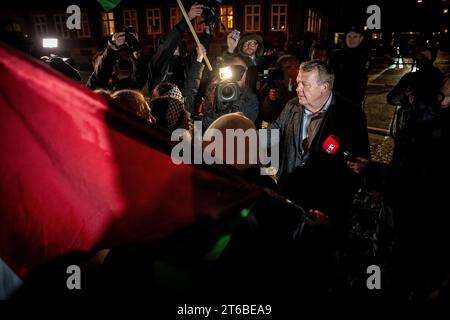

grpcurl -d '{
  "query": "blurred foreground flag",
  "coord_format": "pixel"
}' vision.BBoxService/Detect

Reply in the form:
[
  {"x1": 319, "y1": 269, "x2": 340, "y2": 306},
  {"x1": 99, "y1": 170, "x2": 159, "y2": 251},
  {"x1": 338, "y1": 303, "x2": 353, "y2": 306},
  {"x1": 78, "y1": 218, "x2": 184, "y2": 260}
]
[{"x1": 0, "y1": 43, "x2": 263, "y2": 281}]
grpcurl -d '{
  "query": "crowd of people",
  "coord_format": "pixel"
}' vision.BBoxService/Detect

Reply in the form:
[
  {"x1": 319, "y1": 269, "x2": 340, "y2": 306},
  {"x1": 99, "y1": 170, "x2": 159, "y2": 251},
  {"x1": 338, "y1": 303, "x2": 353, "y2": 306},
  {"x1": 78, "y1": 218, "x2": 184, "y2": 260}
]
[{"x1": 9, "y1": 3, "x2": 449, "y2": 302}]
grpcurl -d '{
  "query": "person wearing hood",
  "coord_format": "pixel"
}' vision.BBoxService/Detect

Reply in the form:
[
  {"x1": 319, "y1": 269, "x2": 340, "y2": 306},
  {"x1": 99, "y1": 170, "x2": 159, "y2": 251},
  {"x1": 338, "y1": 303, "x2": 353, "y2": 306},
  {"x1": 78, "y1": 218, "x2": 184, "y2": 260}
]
[
  {"x1": 224, "y1": 31, "x2": 266, "y2": 92},
  {"x1": 328, "y1": 24, "x2": 371, "y2": 107}
]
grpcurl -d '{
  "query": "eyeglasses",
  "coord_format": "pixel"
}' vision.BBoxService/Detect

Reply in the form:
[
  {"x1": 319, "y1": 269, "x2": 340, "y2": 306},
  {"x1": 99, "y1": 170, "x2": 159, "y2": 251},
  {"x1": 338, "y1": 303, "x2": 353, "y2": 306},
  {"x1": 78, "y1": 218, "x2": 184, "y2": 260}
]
[{"x1": 244, "y1": 41, "x2": 258, "y2": 47}]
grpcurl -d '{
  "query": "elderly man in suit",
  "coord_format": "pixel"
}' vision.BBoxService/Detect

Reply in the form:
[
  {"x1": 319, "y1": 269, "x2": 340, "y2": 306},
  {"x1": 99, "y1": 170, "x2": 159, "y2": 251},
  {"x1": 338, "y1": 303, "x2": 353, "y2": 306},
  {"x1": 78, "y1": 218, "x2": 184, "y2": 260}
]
[{"x1": 268, "y1": 59, "x2": 370, "y2": 237}]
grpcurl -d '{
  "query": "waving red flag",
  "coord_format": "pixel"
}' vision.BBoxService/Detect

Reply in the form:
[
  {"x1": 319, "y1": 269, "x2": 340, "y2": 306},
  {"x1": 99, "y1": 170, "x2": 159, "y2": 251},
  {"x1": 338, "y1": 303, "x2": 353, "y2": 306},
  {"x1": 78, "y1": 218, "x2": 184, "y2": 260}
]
[{"x1": 0, "y1": 43, "x2": 263, "y2": 279}]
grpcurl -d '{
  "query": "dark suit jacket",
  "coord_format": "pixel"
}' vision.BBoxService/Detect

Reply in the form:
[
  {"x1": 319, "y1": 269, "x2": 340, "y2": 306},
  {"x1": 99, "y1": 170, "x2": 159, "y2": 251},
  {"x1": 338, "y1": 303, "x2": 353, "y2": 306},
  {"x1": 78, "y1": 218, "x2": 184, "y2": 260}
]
[{"x1": 268, "y1": 93, "x2": 370, "y2": 234}]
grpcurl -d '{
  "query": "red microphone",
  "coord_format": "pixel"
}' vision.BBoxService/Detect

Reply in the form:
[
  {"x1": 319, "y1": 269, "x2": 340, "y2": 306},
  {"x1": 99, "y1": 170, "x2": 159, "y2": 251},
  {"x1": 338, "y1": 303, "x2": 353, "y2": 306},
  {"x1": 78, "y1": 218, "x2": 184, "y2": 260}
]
[{"x1": 322, "y1": 135, "x2": 352, "y2": 158}]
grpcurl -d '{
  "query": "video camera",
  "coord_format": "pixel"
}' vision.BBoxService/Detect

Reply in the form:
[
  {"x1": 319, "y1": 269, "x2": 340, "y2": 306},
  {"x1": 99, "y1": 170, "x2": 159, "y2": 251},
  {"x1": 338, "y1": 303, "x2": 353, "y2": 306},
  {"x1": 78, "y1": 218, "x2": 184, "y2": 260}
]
[
  {"x1": 123, "y1": 25, "x2": 141, "y2": 52},
  {"x1": 257, "y1": 68, "x2": 284, "y2": 89},
  {"x1": 215, "y1": 65, "x2": 247, "y2": 102},
  {"x1": 197, "y1": 0, "x2": 221, "y2": 33}
]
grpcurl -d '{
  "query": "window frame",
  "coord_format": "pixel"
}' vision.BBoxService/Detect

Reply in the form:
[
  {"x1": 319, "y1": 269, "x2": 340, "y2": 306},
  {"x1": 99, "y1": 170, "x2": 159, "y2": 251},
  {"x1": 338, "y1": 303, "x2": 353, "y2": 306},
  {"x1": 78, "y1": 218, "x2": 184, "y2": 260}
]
[
  {"x1": 146, "y1": 8, "x2": 162, "y2": 35},
  {"x1": 33, "y1": 14, "x2": 48, "y2": 37},
  {"x1": 123, "y1": 9, "x2": 139, "y2": 32},
  {"x1": 244, "y1": 4, "x2": 261, "y2": 32},
  {"x1": 219, "y1": 5, "x2": 233, "y2": 33},
  {"x1": 271, "y1": 4, "x2": 287, "y2": 32},
  {"x1": 77, "y1": 12, "x2": 91, "y2": 38}
]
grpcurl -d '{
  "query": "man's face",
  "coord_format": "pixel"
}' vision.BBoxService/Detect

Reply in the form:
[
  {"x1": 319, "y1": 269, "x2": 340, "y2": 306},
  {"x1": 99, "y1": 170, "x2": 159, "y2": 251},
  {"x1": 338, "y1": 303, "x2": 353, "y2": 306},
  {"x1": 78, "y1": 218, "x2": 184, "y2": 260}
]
[
  {"x1": 311, "y1": 49, "x2": 329, "y2": 62},
  {"x1": 242, "y1": 40, "x2": 258, "y2": 57},
  {"x1": 440, "y1": 79, "x2": 450, "y2": 109},
  {"x1": 346, "y1": 32, "x2": 364, "y2": 49},
  {"x1": 296, "y1": 69, "x2": 328, "y2": 110},
  {"x1": 229, "y1": 58, "x2": 248, "y2": 89}
]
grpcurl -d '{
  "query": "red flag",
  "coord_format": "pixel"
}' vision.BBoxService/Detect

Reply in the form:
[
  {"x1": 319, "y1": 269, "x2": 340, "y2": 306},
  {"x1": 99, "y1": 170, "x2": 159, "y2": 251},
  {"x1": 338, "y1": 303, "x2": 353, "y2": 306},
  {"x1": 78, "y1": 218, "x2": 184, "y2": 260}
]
[{"x1": 0, "y1": 43, "x2": 263, "y2": 279}]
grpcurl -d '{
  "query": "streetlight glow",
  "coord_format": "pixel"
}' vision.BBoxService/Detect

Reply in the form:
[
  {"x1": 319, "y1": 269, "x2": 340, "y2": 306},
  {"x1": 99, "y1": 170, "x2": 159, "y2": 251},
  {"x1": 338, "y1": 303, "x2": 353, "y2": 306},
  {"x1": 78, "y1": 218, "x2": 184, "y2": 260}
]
[{"x1": 42, "y1": 38, "x2": 58, "y2": 48}]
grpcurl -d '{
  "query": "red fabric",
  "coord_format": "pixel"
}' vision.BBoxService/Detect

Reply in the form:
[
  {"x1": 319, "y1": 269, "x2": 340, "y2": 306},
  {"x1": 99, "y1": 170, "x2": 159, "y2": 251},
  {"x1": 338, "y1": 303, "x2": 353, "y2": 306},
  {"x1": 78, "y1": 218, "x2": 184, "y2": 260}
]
[{"x1": 0, "y1": 43, "x2": 263, "y2": 279}]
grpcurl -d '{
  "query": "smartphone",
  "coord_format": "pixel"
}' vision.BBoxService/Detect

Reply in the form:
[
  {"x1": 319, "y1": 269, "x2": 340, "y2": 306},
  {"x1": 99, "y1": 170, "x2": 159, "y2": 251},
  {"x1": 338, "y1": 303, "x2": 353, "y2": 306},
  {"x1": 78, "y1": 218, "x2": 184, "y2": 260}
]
[{"x1": 231, "y1": 29, "x2": 240, "y2": 41}]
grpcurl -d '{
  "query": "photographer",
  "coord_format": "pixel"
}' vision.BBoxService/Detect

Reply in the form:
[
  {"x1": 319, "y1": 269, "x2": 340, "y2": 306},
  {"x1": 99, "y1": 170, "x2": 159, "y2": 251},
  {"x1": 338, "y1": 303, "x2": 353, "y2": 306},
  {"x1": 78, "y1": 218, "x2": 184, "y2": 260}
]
[
  {"x1": 201, "y1": 54, "x2": 259, "y2": 129},
  {"x1": 86, "y1": 30, "x2": 148, "y2": 91},
  {"x1": 148, "y1": 3, "x2": 212, "y2": 93},
  {"x1": 224, "y1": 32, "x2": 267, "y2": 92},
  {"x1": 259, "y1": 55, "x2": 300, "y2": 125}
]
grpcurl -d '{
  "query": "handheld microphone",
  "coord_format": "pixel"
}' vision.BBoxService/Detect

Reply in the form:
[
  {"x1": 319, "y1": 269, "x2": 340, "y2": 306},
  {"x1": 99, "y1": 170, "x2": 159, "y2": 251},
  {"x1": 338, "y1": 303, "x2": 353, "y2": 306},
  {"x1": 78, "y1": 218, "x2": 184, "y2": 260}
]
[{"x1": 322, "y1": 135, "x2": 353, "y2": 159}]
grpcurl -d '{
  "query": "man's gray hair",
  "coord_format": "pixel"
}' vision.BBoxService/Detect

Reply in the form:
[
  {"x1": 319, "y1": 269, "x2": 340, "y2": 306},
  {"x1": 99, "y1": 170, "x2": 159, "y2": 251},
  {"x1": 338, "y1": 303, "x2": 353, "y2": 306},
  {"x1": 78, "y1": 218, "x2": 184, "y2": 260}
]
[{"x1": 300, "y1": 60, "x2": 334, "y2": 90}]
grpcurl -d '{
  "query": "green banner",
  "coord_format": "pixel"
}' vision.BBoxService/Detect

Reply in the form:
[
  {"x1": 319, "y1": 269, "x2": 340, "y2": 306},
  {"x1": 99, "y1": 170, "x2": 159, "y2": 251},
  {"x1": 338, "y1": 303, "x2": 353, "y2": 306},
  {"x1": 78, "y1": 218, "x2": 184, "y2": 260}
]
[{"x1": 97, "y1": 0, "x2": 122, "y2": 11}]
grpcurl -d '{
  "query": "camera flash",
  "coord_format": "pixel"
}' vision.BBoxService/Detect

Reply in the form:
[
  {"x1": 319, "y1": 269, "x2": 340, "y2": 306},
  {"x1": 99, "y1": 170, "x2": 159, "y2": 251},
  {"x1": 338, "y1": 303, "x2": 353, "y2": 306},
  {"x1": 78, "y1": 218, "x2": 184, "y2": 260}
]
[{"x1": 219, "y1": 66, "x2": 233, "y2": 80}]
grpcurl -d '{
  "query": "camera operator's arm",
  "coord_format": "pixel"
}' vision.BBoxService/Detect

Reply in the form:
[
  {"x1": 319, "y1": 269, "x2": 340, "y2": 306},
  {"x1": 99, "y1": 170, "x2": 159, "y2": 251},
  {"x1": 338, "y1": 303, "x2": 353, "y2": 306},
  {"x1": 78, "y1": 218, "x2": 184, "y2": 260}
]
[
  {"x1": 86, "y1": 32, "x2": 125, "y2": 90},
  {"x1": 184, "y1": 44, "x2": 206, "y2": 115}
]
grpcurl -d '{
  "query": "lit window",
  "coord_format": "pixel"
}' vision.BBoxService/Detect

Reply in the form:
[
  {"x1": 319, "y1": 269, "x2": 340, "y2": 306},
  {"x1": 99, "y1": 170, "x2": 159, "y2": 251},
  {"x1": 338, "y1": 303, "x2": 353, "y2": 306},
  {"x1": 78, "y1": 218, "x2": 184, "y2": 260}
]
[
  {"x1": 33, "y1": 15, "x2": 48, "y2": 36},
  {"x1": 77, "y1": 13, "x2": 91, "y2": 38},
  {"x1": 245, "y1": 5, "x2": 260, "y2": 32},
  {"x1": 219, "y1": 6, "x2": 233, "y2": 33},
  {"x1": 146, "y1": 8, "x2": 162, "y2": 34},
  {"x1": 123, "y1": 9, "x2": 138, "y2": 32},
  {"x1": 271, "y1": 4, "x2": 287, "y2": 31},
  {"x1": 102, "y1": 12, "x2": 115, "y2": 36}
]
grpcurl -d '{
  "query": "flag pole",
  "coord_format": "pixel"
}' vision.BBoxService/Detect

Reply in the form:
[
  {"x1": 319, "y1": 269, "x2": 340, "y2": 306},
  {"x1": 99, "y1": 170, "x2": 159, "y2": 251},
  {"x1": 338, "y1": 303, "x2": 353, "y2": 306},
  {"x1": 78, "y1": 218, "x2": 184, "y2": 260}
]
[{"x1": 176, "y1": 0, "x2": 213, "y2": 71}]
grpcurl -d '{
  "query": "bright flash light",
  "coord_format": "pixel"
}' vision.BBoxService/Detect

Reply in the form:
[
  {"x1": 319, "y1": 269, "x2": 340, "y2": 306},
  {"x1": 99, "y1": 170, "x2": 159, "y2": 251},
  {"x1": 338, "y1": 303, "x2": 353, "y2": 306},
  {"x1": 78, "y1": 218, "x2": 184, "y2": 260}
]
[
  {"x1": 219, "y1": 66, "x2": 233, "y2": 80},
  {"x1": 42, "y1": 38, "x2": 58, "y2": 48}
]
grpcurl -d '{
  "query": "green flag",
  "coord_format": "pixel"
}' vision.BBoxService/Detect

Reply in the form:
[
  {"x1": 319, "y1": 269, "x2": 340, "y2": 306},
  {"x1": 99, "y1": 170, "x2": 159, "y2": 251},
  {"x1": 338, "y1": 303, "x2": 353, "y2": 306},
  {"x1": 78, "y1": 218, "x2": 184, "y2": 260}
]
[{"x1": 97, "y1": 0, "x2": 122, "y2": 11}]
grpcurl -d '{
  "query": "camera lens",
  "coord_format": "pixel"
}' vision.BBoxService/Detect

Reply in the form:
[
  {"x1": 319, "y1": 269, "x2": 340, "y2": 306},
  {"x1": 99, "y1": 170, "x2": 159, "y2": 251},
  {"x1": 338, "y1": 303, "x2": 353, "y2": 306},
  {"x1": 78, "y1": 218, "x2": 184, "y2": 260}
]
[
  {"x1": 222, "y1": 85, "x2": 234, "y2": 99},
  {"x1": 217, "y1": 82, "x2": 239, "y2": 102}
]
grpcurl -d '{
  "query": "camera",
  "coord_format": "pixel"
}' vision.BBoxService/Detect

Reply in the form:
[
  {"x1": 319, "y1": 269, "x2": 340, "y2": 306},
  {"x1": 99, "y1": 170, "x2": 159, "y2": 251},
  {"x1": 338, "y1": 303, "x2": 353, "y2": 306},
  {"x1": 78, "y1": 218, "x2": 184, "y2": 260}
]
[
  {"x1": 215, "y1": 65, "x2": 247, "y2": 102},
  {"x1": 198, "y1": 0, "x2": 221, "y2": 29},
  {"x1": 123, "y1": 25, "x2": 141, "y2": 52},
  {"x1": 257, "y1": 68, "x2": 284, "y2": 89},
  {"x1": 217, "y1": 81, "x2": 240, "y2": 102}
]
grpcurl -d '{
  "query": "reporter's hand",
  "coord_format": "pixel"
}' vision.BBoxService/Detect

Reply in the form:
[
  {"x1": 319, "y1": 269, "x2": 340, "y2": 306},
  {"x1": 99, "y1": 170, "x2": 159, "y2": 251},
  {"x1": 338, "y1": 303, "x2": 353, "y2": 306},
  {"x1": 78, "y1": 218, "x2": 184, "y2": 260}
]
[
  {"x1": 188, "y1": 3, "x2": 203, "y2": 20},
  {"x1": 227, "y1": 32, "x2": 238, "y2": 54},
  {"x1": 306, "y1": 209, "x2": 329, "y2": 226},
  {"x1": 347, "y1": 157, "x2": 370, "y2": 174},
  {"x1": 132, "y1": 51, "x2": 141, "y2": 59}
]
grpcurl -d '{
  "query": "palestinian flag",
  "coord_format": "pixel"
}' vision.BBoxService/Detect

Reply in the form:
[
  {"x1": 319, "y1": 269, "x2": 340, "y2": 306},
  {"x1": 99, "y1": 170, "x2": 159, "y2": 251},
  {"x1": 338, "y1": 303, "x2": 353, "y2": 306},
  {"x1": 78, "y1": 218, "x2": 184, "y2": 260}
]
[{"x1": 0, "y1": 42, "x2": 266, "y2": 297}]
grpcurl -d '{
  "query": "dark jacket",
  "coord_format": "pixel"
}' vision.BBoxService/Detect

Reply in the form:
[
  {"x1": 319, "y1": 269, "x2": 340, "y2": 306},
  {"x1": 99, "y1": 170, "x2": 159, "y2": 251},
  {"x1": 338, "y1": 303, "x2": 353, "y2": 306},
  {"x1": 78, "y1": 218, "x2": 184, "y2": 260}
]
[
  {"x1": 268, "y1": 94, "x2": 370, "y2": 178},
  {"x1": 267, "y1": 93, "x2": 370, "y2": 233},
  {"x1": 259, "y1": 80, "x2": 296, "y2": 123},
  {"x1": 201, "y1": 86, "x2": 259, "y2": 129},
  {"x1": 183, "y1": 60, "x2": 206, "y2": 115},
  {"x1": 329, "y1": 46, "x2": 371, "y2": 106},
  {"x1": 86, "y1": 47, "x2": 148, "y2": 91}
]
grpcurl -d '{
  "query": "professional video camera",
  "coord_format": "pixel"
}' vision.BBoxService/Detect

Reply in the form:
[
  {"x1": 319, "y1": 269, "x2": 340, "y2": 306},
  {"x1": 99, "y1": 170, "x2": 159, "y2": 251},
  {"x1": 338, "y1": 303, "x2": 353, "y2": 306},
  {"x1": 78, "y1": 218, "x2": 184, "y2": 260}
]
[
  {"x1": 257, "y1": 68, "x2": 284, "y2": 89},
  {"x1": 123, "y1": 25, "x2": 141, "y2": 52},
  {"x1": 215, "y1": 64, "x2": 247, "y2": 102}
]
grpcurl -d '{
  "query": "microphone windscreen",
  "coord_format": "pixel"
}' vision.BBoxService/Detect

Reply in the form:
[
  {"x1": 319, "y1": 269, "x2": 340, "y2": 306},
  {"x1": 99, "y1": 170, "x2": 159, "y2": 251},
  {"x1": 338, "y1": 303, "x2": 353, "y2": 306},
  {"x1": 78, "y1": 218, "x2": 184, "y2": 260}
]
[{"x1": 322, "y1": 135, "x2": 341, "y2": 155}]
